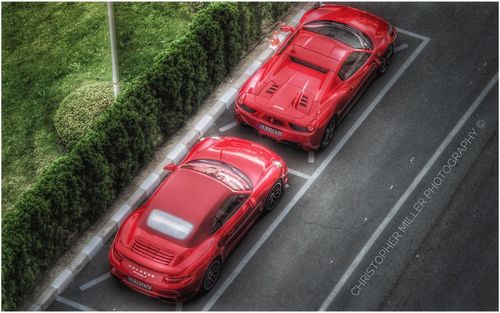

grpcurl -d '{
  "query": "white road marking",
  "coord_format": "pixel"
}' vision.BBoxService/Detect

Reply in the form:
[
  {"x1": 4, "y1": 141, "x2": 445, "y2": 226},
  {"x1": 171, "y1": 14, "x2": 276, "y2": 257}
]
[
  {"x1": 176, "y1": 302, "x2": 183, "y2": 311},
  {"x1": 79, "y1": 272, "x2": 112, "y2": 291},
  {"x1": 394, "y1": 43, "x2": 409, "y2": 53},
  {"x1": 218, "y1": 121, "x2": 238, "y2": 133},
  {"x1": 319, "y1": 73, "x2": 498, "y2": 311},
  {"x1": 287, "y1": 168, "x2": 312, "y2": 180},
  {"x1": 56, "y1": 296, "x2": 95, "y2": 311},
  {"x1": 308, "y1": 151, "x2": 315, "y2": 163},
  {"x1": 397, "y1": 28, "x2": 430, "y2": 41},
  {"x1": 201, "y1": 28, "x2": 431, "y2": 312}
]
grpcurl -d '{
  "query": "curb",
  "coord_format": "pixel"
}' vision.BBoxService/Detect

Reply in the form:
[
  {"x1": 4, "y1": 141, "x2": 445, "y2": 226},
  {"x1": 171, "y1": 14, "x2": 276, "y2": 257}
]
[{"x1": 30, "y1": 6, "x2": 310, "y2": 311}]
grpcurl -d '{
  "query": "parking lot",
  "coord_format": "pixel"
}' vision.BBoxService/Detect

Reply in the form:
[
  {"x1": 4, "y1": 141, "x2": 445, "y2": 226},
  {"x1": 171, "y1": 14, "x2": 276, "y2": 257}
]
[{"x1": 49, "y1": 2, "x2": 498, "y2": 311}]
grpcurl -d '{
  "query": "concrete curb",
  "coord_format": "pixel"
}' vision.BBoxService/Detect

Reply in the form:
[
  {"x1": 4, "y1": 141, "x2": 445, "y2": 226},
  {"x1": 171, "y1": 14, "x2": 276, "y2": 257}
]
[
  {"x1": 81, "y1": 236, "x2": 104, "y2": 260},
  {"x1": 140, "y1": 173, "x2": 161, "y2": 196},
  {"x1": 29, "y1": 5, "x2": 310, "y2": 311},
  {"x1": 167, "y1": 143, "x2": 189, "y2": 164},
  {"x1": 68, "y1": 252, "x2": 90, "y2": 274},
  {"x1": 34, "y1": 287, "x2": 57, "y2": 311},
  {"x1": 194, "y1": 115, "x2": 214, "y2": 135},
  {"x1": 51, "y1": 269, "x2": 73, "y2": 295},
  {"x1": 111, "y1": 204, "x2": 132, "y2": 226}
]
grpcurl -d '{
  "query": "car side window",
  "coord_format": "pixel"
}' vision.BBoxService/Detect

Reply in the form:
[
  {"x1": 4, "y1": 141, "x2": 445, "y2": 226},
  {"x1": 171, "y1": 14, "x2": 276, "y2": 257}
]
[
  {"x1": 211, "y1": 195, "x2": 247, "y2": 233},
  {"x1": 338, "y1": 51, "x2": 370, "y2": 81}
]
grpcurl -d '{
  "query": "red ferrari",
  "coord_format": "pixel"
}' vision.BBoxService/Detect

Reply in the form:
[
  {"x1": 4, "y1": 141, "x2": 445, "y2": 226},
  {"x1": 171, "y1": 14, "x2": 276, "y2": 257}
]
[
  {"x1": 109, "y1": 137, "x2": 288, "y2": 302},
  {"x1": 235, "y1": 5, "x2": 397, "y2": 150}
]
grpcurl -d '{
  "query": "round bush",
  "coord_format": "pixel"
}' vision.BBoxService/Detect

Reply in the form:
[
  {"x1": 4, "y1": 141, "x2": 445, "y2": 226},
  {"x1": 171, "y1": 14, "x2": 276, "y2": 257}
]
[{"x1": 54, "y1": 82, "x2": 114, "y2": 147}]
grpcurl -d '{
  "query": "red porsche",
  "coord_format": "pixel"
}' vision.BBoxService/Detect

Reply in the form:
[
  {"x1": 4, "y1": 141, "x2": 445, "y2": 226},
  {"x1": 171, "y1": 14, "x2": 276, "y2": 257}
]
[
  {"x1": 109, "y1": 137, "x2": 288, "y2": 302},
  {"x1": 235, "y1": 5, "x2": 397, "y2": 150}
]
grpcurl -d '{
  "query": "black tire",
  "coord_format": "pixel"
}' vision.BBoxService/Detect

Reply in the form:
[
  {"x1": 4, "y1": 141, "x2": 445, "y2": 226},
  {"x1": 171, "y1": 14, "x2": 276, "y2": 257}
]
[
  {"x1": 264, "y1": 180, "x2": 283, "y2": 213},
  {"x1": 378, "y1": 43, "x2": 394, "y2": 75},
  {"x1": 319, "y1": 116, "x2": 338, "y2": 150},
  {"x1": 201, "y1": 258, "x2": 222, "y2": 292}
]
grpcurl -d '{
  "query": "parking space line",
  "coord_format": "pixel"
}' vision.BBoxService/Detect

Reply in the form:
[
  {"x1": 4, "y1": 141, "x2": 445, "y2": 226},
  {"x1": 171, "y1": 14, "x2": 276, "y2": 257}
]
[
  {"x1": 287, "y1": 168, "x2": 312, "y2": 180},
  {"x1": 397, "y1": 28, "x2": 430, "y2": 41},
  {"x1": 79, "y1": 272, "x2": 112, "y2": 291},
  {"x1": 201, "y1": 28, "x2": 431, "y2": 312},
  {"x1": 308, "y1": 151, "x2": 315, "y2": 163},
  {"x1": 319, "y1": 72, "x2": 498, "y2": 311},
  {"x1": 56, "y1": 296, "x2": 96, "y2": 311},
  {"x1": 394, "y1": 43, "x2": 409, "y2": 53},
  {"x1": 219, "y1": 121, "x2": 238, "y2": 133}
]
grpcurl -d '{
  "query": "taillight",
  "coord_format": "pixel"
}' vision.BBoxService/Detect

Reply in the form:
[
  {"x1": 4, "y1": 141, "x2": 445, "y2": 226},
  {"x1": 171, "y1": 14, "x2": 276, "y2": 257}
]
[
  {"x1": 162, "y1": 275, "x2": 192, "y2": 284},
  {"x1": 290, "y1": 123, "x2": 314, "y2": 132},
  {"x1": 239, "y1": 103, "x2": 257, "y2": 113}
]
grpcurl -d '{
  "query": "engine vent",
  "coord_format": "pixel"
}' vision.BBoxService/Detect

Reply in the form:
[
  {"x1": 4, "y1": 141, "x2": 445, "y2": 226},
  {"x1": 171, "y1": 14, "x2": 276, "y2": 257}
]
[
  {"x1": 132, "y1": 237, "x2": 174, "y2": 266},
  {"x1": 265, "y1": 84, "x2": 279, "y2": 94},
  {"x1": 299, "y1": 95, "x2": 309, "y2": 107}
]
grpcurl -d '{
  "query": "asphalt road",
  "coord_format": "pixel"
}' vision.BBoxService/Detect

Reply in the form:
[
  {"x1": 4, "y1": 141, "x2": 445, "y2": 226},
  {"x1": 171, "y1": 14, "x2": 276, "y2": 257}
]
[{"x1": 48, "y1": 2, "x2": 498, "y2": 311}]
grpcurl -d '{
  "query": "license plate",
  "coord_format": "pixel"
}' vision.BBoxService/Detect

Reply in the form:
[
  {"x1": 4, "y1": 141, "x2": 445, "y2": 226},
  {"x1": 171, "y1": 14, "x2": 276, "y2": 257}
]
[
  {"x1": 127, "y1": 276, "x2": 152, "y2": 291},
  {"x1": 258, "y1": 123, "x2": 283, "y2": 136}
]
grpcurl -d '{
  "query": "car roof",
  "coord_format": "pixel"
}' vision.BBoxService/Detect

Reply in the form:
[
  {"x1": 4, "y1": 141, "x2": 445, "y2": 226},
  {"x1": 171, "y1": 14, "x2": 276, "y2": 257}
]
[
  {"x1": 142, "y1": 168, "x2": 234, "y2": 239},
  {"x1": 289, "y1": 29, "x2": 353, "y2": 72}
]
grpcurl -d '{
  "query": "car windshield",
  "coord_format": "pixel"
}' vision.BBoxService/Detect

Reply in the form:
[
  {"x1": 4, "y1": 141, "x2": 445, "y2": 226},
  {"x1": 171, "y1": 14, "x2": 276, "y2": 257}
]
[
  {"x1": 147, "y1": 209, "x2": 194, "y2": 240},
  {"x1": 181, "y1": 159, "x2": 252, "y2": 191},
  {"x1": 303, "y1": 20, "x2": 372, "y2": 50}
]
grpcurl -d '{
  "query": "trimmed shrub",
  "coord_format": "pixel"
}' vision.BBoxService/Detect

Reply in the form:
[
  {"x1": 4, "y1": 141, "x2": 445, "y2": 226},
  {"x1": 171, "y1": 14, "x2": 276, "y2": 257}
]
[
  {"x1": 1, "y1": 3, "x2": 293, "y2": 310},
  {"x1": 54, "y1": 81, "x2": 114, "y2": 147}
]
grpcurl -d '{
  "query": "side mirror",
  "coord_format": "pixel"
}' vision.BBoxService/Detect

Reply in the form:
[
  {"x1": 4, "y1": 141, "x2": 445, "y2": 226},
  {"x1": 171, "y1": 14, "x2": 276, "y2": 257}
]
[
  {"x1": 279, "y1": 24, "x2": 296, "y2": 33},
  {"x1": 164, "y1": 163, "x2": 177, "y2": 172}
]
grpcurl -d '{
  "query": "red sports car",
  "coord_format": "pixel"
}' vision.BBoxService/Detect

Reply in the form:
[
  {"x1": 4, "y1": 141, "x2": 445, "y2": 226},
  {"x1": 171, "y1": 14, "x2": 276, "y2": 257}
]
[
  {"x1": 235, "y1": 5, "x2": 397, "y2": 150},
  {"x1": 109, "y1": 137, "x2": 288, "y2": 302}
]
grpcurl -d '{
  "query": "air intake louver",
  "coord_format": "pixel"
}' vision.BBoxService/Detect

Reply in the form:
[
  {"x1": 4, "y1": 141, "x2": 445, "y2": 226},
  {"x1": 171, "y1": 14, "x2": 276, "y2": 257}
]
[
  {"x1": 266, "y1": 84, "x2": 279, "y2": 94},
  {"x1": 132, "y1": 237, "x2": 174, "y2": 265},
  {"x1": 299, "y1": 95, "x2": 309, "y2": 107}
]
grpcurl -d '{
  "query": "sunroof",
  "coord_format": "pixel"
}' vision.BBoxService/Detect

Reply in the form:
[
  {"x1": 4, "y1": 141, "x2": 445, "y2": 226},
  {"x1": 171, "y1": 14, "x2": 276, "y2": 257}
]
[{"x1": 147, "y1": 209, "x2": 194, "y2": 240}]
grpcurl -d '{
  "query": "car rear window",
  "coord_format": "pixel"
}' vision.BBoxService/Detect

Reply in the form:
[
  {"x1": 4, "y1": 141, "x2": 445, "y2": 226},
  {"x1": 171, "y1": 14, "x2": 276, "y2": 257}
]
[
  {"x1": 147, "y1": 209, "x2": 194, "y2": 240},
  {"x1": 182, "y1": 159, "x2": 252, "y2": 191},
  {"x1": 303, "y1": 20, "x2": 372, "y2": 50}
]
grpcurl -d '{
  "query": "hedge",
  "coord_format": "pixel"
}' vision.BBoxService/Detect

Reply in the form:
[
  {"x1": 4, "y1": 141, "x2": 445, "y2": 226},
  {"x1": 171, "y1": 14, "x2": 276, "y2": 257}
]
[
  {"x1": 1, "y1": 2, "x2": 293, "y2": 310},
  {"x1": 54, "y1": 81, "x2": 115, "y2": 148}
]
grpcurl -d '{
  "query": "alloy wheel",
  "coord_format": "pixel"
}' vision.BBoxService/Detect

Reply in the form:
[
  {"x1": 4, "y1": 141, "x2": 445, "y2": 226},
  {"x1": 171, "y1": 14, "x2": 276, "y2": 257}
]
[
  {"x1": 203, "y1": 259, "x2": 221, "y2": 291},
  {"x1": 265, "y1": 181, "x2": 283, "y2": 212},
  {"x1": 320, "y1": 117, "x2": 338, "y2": 149}
]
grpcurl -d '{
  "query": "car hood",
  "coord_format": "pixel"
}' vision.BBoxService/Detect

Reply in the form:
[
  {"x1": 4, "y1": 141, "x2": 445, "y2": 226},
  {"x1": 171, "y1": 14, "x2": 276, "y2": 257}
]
[
  {"x1": 304, "y1": 5, "x2": 389, "y2": 46},
  {"x1": 190, "y1": 138, "x2": 276, "y2": 186}
]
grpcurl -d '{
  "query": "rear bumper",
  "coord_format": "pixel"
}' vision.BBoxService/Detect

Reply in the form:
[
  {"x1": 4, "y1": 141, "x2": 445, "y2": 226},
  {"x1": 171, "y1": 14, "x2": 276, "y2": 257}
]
[
  {"x1": 235, "y1": 104, "x2": 324, "y2": 151},
  {"x1": 109, "y1": 246, "x2": 203, "y2": 303}
]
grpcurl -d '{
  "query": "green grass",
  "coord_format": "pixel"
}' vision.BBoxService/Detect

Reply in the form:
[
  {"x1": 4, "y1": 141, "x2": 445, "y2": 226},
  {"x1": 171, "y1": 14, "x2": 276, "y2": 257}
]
[{"x1": 2, "y1": 2, "x2": 194, "y2": 212}]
